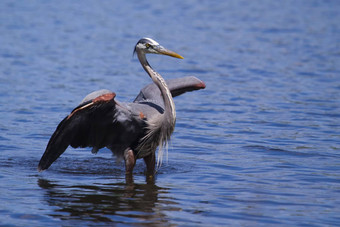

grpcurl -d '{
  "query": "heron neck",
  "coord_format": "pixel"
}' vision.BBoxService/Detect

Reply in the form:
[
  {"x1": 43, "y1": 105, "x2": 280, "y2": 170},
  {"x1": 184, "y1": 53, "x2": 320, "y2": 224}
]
[{"x1": 138, "y1": 54, "x2": 176, "y2": 124}]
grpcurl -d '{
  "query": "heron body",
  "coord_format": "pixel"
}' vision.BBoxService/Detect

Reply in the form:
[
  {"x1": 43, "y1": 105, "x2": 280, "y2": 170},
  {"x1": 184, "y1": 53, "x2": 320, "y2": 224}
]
[{"x1": 38, "y1": 38, "x2": 205, "y2": 175}]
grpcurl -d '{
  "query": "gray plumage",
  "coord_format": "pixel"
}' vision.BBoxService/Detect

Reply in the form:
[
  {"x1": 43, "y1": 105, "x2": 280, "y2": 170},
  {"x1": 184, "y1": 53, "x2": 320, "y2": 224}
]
[{"x1": 38, "y1": 38, "x2": 205, "y2": 175}]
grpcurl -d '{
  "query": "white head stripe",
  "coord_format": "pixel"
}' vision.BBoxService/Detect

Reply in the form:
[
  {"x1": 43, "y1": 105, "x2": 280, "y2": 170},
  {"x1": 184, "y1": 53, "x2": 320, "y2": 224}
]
[{"x1": 143, "y1": 37, "x2": 160, "y2": 46}]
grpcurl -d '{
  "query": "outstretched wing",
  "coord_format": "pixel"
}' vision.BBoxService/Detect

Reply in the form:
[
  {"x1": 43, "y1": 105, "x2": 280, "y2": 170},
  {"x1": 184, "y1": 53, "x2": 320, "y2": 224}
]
[
  {"x1": 134, "y1": 76, "x2": 206, "y2": 103},
  {"x1": 38, "y1": 92, "x2": 145, "y2": 171}
]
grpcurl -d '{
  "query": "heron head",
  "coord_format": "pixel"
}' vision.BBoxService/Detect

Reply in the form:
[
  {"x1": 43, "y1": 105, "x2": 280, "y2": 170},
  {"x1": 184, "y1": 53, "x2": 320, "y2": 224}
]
[{"x1": 134, "y1": 38, "x2": 184, "y2": 59}]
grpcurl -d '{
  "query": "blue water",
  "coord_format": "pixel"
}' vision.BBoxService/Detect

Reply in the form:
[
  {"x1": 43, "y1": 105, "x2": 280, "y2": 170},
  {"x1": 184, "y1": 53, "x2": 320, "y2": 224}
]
[{"x1": 1, "y1": 0, "x2": 340, "y2": 226}]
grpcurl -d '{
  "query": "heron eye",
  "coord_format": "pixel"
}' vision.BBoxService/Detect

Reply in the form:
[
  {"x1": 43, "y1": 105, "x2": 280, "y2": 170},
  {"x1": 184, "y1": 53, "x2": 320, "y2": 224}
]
[{"x1": 145, "y1": 43, "x2": 151, "y2": 48}]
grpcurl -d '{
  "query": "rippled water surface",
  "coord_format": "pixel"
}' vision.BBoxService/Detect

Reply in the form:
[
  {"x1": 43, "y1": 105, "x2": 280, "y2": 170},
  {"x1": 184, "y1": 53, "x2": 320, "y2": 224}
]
[{"x1": 1, "y1": 0, "x2": 340, "y2": 226}]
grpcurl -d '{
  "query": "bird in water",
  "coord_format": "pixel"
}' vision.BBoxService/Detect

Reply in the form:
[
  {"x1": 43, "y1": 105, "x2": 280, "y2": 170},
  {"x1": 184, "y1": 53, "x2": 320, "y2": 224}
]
[{"x1": 38, "y1": 38, "x2": 205, "y2": 176}]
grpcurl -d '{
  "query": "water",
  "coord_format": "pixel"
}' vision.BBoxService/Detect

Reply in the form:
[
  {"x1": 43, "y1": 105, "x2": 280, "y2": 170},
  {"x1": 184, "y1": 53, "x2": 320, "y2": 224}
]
[{"x1": 1, "y1": 0, "x2": 339, "y2": 226}]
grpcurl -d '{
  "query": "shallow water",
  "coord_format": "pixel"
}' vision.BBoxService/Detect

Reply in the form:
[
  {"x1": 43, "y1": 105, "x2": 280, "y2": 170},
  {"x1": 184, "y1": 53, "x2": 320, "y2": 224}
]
[{"x1": 1, "y1": 0, "x2": 340, "y2": 226}]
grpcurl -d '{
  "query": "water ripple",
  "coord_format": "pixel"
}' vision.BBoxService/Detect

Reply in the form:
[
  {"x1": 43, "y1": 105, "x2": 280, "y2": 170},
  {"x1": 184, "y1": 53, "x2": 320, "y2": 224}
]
[{"x1": 1, "y1": 0, "x2": 340, "y2": 226}]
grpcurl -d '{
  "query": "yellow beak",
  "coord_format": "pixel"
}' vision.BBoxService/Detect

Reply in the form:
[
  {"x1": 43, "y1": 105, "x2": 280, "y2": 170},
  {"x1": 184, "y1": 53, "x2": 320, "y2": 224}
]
[{"x1": 156, "y1": 46, "x2": 184, "y2": 59}]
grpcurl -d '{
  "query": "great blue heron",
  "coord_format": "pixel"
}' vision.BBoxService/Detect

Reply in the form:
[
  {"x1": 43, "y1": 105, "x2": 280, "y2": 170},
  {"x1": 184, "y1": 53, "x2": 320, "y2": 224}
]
[{"x1": 38, "y1": 38, "x2": 205, "y2": 175}]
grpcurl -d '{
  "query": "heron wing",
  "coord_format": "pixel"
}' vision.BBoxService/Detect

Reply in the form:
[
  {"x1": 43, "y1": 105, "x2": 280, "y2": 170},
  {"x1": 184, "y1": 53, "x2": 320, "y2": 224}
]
[
  {"x1": 134, "y1": 76, "x2": 206, "y2": 103},
  {"x1": 38, "y1": 92, "x2": 145, "y2": 171}
]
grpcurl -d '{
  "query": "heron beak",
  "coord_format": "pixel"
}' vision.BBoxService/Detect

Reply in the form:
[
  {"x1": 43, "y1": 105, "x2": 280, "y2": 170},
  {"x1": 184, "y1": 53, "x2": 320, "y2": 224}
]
[{"x1": 156, "y1": 46, "x2": 184, "y2": 59}]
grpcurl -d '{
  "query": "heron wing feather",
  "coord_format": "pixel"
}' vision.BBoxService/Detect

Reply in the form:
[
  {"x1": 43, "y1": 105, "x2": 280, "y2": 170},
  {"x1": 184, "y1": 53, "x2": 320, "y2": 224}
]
[
  {"x1": 37, "y1": 92, "x2": 145, "y2": 171},
  {"x1": 134, "y1": 76, "x2": 206, "y2": 103}
]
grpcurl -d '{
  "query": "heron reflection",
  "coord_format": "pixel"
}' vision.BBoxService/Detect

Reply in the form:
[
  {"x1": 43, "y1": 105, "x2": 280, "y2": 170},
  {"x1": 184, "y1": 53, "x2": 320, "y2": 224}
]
[{"x1": 37, "y1": 177, "x2": 179, "y2": 224}]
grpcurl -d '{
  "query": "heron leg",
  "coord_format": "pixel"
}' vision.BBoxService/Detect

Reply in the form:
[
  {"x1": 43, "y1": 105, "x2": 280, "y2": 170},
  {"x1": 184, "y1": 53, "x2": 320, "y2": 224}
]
[
  {"x1": 124, "y1": 149, "x2": 136, "y2": 174},
  {"x1": 143, "y1": 153, "x2": 155, "y2": 176}
]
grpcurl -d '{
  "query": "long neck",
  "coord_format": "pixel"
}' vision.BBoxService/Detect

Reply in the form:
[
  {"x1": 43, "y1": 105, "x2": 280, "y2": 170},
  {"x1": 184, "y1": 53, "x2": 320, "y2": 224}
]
[{"x1": 138, "y1": 53, "x2": 176, "y2": 124}]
